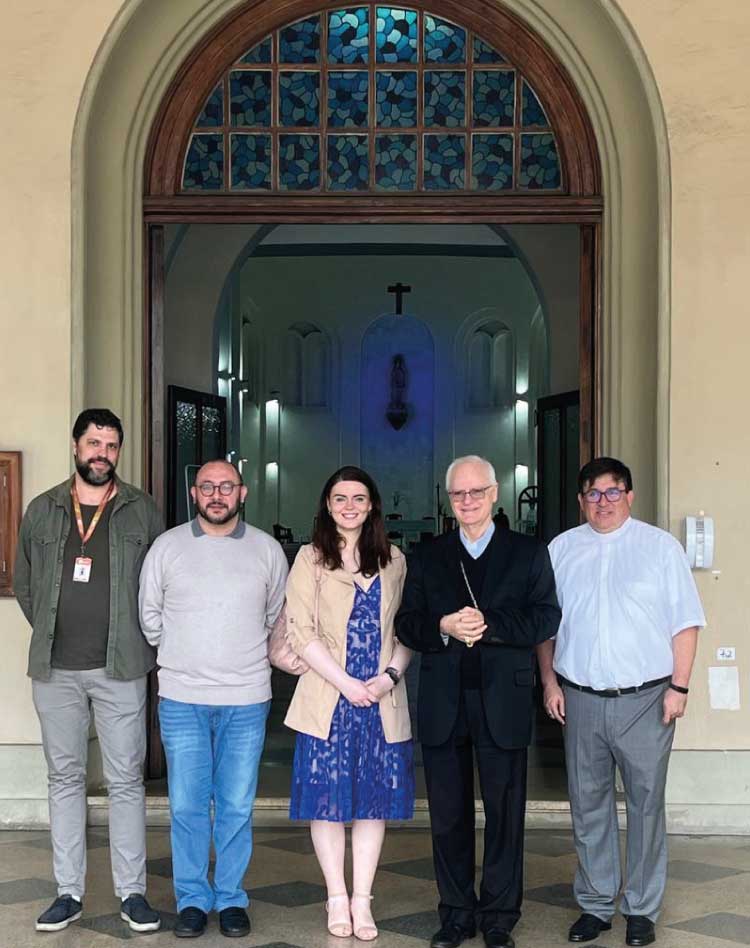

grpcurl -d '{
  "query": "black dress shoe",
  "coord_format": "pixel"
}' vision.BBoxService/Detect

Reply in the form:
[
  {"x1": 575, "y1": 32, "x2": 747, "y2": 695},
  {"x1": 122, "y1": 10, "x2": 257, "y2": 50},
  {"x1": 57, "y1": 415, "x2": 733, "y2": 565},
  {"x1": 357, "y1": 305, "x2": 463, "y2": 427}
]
[
  {"x1": 174, "y1": 907, "x2": 208, "y2": 938},
  {"x1": 569, "y1": 912, "x2": 613, "y2": 942},
  {"x1": 626, "y1": 915, "x2": 655, "y2": 946},
  {"x1": 219, "y1": 907, "x2": 250, "y2": 937},
  {"x1": 484, "y1": 928, "x2": 515, "y2": 948},
  {"x1": 430, "y1": 923, "x2": 475, "y2": 948}
]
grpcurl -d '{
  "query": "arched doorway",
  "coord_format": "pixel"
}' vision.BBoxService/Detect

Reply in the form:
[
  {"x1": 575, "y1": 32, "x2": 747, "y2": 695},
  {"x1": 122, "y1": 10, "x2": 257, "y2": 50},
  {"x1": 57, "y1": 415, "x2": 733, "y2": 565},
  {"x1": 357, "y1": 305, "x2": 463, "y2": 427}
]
[
  {"x1": 141, "y1": 1, "x2": 601, "y2": 782},
  {"x1": 73, "y1": 0, "x2": 670, "y2": 792}
]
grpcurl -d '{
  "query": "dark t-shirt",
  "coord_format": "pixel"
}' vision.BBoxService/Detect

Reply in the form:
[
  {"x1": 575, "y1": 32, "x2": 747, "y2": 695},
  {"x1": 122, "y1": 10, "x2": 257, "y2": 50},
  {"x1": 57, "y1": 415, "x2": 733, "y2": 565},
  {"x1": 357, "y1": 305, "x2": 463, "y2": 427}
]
[
  {"x1": 51, "y1": 499, "x2": 113, "y2": 670},
  {"x1": 455, "y1": 535, "x2": 494, "y2": 689}
]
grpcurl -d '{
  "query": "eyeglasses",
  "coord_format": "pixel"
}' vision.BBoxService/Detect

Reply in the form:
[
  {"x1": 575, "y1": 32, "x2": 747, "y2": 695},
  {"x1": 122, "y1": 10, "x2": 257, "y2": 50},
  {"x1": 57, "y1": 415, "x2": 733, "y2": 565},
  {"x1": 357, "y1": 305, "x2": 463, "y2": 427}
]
[
  {"x1": 197, "y1": 481, "x2": 242, "y2": 497},
  {"x1": 582, "y1": 487, "x2": 628, "y2": 504},
  {"x1": 447, "y1": 486, "x2": 494, "y2": 502}
]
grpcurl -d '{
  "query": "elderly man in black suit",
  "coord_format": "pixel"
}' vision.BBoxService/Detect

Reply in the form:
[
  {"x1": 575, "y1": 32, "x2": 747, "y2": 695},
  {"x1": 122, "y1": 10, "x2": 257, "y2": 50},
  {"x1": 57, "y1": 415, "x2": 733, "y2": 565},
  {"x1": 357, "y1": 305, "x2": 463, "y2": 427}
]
[{"x1": 396, "y1": 455, "x2": 560, "y2": 948}]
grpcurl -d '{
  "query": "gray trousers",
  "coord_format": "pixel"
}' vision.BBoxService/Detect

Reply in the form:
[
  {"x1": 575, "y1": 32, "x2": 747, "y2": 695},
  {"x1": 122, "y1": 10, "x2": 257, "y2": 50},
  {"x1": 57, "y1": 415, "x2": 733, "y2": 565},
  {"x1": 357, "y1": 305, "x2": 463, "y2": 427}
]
[
  {"x1": 563, "y1": 683, "x2": 675, "y2": 922},
  {"x1": 32, "y1": 668, "x2": 148, "y2": 900}
]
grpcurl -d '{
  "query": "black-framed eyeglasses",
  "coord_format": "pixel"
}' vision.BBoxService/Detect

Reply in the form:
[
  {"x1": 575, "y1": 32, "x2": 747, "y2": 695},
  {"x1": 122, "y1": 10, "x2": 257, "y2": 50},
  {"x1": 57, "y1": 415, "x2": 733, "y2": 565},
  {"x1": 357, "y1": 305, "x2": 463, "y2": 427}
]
[
  {"x1": 582, "y1": 487, "x2": 628, "y2": 504},
  {"x1": 197, "y1": 481, "x2": 242, "y2": 497},
  {"x1": 447, "y1": 486, "x2": 494, "y2": 502}
]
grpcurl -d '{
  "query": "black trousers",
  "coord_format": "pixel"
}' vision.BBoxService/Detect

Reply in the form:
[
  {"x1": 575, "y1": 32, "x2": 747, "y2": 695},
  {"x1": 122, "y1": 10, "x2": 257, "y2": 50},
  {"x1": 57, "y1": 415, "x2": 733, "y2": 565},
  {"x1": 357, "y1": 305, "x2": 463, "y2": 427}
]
[{"x1": 422, "y1": 688, "x2": 527, "y2": 934}]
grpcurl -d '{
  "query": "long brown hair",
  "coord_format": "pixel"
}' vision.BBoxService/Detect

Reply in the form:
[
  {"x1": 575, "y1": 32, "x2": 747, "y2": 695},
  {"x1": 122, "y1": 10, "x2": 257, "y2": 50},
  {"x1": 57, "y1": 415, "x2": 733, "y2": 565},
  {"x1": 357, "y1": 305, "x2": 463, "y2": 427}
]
[{"x1": 312, "y1": 466, "x2": 392, "y2": 576}]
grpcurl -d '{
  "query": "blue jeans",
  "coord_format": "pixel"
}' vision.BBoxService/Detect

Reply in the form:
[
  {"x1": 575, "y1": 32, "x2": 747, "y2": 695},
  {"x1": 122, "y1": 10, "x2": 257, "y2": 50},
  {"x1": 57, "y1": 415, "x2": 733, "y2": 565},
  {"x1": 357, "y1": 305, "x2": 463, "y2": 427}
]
[{"x1": 159, "y1": 698, "x2": 270, "y2": 912}]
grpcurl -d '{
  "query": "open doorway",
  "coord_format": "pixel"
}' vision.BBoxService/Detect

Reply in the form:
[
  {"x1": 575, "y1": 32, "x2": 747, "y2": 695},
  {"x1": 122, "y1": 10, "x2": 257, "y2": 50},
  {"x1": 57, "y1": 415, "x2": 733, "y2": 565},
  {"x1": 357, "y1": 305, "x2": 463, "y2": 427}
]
[{"x1": 150, "y1": 220, "x2": 586, "y2": 799}]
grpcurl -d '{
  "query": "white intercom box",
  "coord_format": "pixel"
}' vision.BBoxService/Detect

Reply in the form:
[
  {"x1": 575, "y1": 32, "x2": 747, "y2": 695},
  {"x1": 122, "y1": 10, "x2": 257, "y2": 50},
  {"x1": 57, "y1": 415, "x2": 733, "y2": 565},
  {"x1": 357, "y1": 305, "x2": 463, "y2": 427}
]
[{"x1": 684, "y1": 513, "x2": 714, "y2": 569}]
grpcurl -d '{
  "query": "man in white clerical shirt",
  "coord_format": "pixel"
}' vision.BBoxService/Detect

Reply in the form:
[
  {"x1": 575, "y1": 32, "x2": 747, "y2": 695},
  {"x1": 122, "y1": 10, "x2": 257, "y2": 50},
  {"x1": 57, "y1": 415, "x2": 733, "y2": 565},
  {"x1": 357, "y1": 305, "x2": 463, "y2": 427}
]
[{"x1": 537, "y1": 457, "x2": 706, "y2": 948}]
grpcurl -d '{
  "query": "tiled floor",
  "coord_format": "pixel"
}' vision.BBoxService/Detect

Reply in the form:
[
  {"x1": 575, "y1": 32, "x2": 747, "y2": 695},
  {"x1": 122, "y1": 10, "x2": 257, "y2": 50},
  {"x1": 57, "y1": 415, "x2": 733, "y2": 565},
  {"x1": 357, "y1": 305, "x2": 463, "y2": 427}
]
[{"x1": 1, "y1": 825, "x2": 748, "y2": 947}]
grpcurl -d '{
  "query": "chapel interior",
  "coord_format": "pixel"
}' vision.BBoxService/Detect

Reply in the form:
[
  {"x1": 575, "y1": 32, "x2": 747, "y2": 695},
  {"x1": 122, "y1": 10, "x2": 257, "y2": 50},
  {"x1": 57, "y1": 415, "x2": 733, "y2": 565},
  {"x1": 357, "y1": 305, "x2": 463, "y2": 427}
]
[{"x1": 158, "y1": 220, "x2": 582, "y2": 801}]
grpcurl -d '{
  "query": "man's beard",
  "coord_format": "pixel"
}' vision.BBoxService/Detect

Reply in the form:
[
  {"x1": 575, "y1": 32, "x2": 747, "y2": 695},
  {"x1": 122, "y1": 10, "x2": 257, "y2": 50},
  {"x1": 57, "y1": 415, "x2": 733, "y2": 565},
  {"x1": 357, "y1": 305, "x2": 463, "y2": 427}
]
[
  {"x1": 195, "y1": 496, "x2": 241, "y2": 525},
  {"x1": 75, "y1": 456, "x2": 116, "y2": 486}
]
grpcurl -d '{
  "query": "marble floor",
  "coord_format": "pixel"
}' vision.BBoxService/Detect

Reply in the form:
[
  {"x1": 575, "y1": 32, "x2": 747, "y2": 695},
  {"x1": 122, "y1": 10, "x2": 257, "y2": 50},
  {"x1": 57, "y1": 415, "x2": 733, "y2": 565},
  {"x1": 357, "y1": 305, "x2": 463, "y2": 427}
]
[{"x1": 1, "y1": 825, "x2": 749, "y2": 947}]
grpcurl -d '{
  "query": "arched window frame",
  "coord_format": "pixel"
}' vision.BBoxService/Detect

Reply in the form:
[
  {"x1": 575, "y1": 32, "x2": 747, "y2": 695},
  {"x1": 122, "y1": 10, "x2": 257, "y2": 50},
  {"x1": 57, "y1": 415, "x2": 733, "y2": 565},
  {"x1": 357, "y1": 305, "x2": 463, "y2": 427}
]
[
  {"x1": 145, "y1": 0, "x2": 600, "y2": 204},
  {"x1": 177, "y1": 6, "x2": 564, "y2": 194},
  {"x1": 465, "y1": 319, "x2": 514, "y2": 412},
  {"x1": 283, "y1": 320, "x2": 331, "y2": 409}
]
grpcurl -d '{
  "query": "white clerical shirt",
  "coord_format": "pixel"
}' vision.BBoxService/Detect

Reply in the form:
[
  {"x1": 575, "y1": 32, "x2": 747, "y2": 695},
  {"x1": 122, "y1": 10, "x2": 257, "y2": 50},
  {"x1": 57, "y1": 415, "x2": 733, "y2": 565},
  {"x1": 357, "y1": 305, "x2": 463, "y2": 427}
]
[{"x1": 548, "y1": 516, "x2": 706, "y2": 690}]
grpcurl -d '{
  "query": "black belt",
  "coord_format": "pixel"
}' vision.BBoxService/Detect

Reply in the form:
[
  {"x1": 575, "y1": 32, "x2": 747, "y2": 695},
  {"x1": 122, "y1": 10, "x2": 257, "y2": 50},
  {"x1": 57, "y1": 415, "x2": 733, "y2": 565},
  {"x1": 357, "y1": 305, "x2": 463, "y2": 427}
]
[{"x1": 557, "y1": 674, "x2": 670, "y2": 697}]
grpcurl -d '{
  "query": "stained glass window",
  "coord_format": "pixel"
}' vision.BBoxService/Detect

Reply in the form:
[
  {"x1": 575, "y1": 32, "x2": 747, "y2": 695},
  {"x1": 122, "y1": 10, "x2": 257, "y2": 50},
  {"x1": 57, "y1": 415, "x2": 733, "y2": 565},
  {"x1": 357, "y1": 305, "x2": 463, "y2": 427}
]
[{"x1": 182, "y1": 6, "x2": 561, "y2": 193}]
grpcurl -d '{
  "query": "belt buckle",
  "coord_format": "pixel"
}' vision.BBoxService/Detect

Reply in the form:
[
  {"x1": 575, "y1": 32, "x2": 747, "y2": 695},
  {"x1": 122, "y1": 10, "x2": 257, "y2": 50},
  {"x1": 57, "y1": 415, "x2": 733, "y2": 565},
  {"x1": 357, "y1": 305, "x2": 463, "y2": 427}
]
[{"x1": 602, "y1": 687, "x2": 620, "y2": 697}]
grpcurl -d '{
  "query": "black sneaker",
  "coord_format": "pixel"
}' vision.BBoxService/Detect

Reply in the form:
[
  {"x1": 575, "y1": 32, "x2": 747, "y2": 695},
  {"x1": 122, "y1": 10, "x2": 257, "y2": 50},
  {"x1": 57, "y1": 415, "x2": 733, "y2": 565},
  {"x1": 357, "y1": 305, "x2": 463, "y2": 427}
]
[
  {"x1": 35, "y1": 895, "x2": 83, "y2": 932},
  {"x1": 120, "y1": 894, "x2": 161, "y2": 932}
]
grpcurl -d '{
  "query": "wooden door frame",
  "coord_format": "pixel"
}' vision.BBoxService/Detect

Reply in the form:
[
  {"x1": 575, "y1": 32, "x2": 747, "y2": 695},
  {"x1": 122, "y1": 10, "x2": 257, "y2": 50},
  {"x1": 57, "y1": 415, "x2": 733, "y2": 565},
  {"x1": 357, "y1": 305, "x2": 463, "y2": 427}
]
[{"x1": 140, "y1": 0, "x2": 603, "y2": 778}]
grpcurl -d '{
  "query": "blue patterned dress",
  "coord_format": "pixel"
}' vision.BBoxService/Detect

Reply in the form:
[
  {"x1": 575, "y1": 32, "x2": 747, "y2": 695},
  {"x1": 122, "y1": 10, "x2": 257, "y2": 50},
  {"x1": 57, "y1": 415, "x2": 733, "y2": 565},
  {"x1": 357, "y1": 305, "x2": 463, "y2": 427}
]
[{"x1": 290, "y1": 576, "x2": 415, "y2": 821}]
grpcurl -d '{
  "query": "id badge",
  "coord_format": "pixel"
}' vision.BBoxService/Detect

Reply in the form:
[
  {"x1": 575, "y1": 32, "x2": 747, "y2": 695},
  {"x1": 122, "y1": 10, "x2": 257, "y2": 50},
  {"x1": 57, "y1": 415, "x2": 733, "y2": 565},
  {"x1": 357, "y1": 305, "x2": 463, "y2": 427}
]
[{"x1": 73, "y1": 557, "x2": 92, "y2": 583}]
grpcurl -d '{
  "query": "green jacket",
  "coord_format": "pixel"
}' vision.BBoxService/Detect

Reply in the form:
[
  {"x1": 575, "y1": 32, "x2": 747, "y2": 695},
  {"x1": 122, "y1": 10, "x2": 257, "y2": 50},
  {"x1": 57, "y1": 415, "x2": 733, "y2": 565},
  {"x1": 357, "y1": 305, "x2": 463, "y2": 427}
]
[{"x1": 14, "y1": 477, "x2": 162, "y2": 681}]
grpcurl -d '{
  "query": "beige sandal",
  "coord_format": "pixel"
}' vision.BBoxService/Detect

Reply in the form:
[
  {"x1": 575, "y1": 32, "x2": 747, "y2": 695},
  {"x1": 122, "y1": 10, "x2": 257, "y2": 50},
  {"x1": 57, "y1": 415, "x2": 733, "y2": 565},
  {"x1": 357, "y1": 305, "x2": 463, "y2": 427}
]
[
  {"x1": 351, "y1": 893, "x2": 378, "y2": 941},
  {"x1": 326, "y1": 893, "x2": 353, "y2": 938}
]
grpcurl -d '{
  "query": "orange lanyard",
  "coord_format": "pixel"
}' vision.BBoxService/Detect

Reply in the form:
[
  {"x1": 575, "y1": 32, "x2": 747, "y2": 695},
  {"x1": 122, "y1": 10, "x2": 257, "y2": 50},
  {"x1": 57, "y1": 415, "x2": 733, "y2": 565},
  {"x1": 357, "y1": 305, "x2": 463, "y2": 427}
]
[{"x1": 71, "y1": 479, "x2": 114, "y2": 556}]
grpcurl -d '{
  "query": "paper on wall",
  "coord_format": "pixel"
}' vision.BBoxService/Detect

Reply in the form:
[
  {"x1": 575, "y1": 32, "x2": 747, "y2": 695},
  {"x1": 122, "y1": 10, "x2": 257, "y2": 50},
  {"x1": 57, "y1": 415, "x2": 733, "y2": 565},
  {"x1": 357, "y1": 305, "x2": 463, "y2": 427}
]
[{"x1": 708, "y1": 666, "x2": 740, "y2": 711}]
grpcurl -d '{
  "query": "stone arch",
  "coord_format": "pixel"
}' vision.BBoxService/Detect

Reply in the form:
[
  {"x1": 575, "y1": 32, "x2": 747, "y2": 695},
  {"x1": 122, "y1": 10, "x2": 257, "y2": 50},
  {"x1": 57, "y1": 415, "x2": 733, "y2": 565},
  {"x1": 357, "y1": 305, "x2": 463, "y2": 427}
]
[{"x1": 73, "y1": 0, "x2": 670, "y2": 523}]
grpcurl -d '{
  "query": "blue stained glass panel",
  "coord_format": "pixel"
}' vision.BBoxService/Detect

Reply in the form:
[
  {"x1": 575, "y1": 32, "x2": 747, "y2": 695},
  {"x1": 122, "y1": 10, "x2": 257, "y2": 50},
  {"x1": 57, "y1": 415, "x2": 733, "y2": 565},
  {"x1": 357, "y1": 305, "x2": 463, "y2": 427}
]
[
  {"x1": 231, "y1": 134, "x2": 271, "y2": 189},
  {"x1": 328, "y1": 72, "x2": 369, "y2": 128},
  {"x1": 522, "y1": 80, "x2": 549, "y2": 127},
  {"x1": 183, "y1": 134, "x2": 224, "y2": 189},
  {"x1": 424, "y1": 15, "x2": 466, "y2": 63},
  {"x1": 279, "y1": 71, "x2": 320, "y2": 126},
  {"x1": 473, "y1": 36, "x2": 506, "y2": 63},
  {"x1": 229, "y1": 71, "x2": 271, "y2": 126},
  {"x1": 196, "y1": 82, "x2": 223, "y2": 127},
  {"x1": 238, "y1": 37, "x2": 272, "y2": 64},
  {"x1": 327, "y1": 135, "x2": 369, "y2": 189},
  {"x1": 376, "y1": 71, "x2": 417, "y2": 127},
  {"x1": 520, "y1": 133, "x2": 561, "y2": 188},
  {"x1": 328, "y1": 8, "x2": 369, "y2": 63},
  {"x1": 376, "y1": 7, "x2": 418, "y2": 63},
  {"x1": 279, "y1": 134, "x2": 320, "y2": 189},
  {"x1": 473, "y1": 70, "x2": 515, "y2": 127},
  {"x1": 424, "y1": 71, "x2": 465, "y2": 127},
  {"x1": 472, "y1": 134, "x2": 513, "y2": 190},
  {"x1": 375, "y1": 134, "x2": 417, "y2": 189},
  {"x1": 280, "y1": 16, "x2": 320, "y2": 63},
  {"x1": 424, "y1": 134, "x2": 465, "y2": 189}
]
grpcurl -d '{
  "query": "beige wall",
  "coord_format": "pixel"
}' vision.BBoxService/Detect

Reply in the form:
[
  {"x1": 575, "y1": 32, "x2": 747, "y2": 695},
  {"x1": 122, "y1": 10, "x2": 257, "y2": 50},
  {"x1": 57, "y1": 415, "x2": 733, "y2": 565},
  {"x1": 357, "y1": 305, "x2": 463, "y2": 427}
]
[
  {"x1": 1, "y1": 0, "x2": 749, "y2": 806},
  {"x1": 618, "y1": 0, "x2": 750, "y2": 750},
  {"x1": 0, "y1": 0, "x2": 122, "y2": 743}
]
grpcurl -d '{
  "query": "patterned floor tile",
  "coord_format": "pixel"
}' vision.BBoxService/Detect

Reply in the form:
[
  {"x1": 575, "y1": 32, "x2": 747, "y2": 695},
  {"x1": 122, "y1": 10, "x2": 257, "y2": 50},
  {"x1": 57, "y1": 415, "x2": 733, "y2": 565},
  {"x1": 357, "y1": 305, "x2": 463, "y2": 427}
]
[
  {"x1": 256, "y1": 834, "x2": 317, "y2": 855},
  {"x1": 667, "y1": 912, "x2": 750, "y2": 945},
  {"x1": 524, "y1": 882, "x2": 577, "y2": 910},
  {"x1": 378, "y1": 908, "x2": 441, "y2": 940},
  {"x1": 79, "y1": 910, "x2": 178, "y2": 940},
  {"x1": 0, "y1": 878, "x2": 58, "y2": 905},
  {"x1": 524, "y1": 832, "x2": 577, "y2": 857},
  {"x1": 381, "y1": 857, "x2": 437, "y2": 880},
  {"x1": 251, "y1": 880, "x2": 327, "y2": 907},
  {"x1": 667, "y1": 860, "x2": 749, "y2": 883}
]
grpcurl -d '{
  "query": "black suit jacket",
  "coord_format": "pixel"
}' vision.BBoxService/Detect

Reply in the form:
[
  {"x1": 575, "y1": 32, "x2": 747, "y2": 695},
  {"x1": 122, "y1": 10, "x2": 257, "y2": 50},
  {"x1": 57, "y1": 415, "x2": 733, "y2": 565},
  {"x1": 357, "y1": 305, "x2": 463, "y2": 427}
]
[{"x1": 395, "y1": 528, "x2": 561, "y2": 749}]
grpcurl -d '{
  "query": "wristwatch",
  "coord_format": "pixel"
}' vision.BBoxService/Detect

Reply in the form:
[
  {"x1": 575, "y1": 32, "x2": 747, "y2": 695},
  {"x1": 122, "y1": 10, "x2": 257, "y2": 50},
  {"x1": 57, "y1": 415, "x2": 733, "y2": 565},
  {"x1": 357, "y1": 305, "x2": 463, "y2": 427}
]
[{"x1": 383, "y1": 666, "x2": 401, "y2": 686}]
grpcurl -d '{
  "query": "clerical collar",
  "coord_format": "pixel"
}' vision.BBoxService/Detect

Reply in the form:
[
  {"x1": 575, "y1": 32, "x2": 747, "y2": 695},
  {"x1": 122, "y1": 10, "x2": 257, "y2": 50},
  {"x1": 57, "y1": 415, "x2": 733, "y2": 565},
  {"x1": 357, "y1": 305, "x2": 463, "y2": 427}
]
[
  {"x1": 459, "y1": 521, "x2": 495, "y2": 560},
  {"x1": 191, "y1": 517, "x2": 246, "y2": 539}
]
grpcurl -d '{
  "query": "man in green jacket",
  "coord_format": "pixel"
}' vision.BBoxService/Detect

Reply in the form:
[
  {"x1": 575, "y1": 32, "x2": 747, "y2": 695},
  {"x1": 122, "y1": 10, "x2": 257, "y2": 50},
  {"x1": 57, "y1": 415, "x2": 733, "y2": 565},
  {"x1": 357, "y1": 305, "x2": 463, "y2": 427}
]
[{"x1": 14, "y1": 408, "x2": 162, "y2": 934}]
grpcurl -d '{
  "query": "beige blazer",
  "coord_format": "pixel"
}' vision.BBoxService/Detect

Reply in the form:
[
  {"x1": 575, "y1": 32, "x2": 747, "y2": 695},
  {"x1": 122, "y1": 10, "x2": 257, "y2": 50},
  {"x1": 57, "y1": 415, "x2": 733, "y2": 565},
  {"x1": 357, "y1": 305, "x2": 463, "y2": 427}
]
[{"x1": 284, "y1": 543, "x2": 410, "y2": 743}]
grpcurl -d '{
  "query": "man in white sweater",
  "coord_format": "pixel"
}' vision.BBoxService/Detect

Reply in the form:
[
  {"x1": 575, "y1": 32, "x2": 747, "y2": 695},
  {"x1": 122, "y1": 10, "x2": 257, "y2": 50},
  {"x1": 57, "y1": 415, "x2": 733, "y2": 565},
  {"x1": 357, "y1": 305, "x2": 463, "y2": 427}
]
[{"x1": 139, "y1": 460, "x2": 288, "y2": 939}]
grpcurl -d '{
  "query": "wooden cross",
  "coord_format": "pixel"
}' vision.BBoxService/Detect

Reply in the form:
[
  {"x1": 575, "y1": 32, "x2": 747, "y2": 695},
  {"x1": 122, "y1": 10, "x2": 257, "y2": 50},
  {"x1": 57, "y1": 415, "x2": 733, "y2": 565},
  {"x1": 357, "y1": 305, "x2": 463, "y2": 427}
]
[{"x1": 387, "y1": 281, "x2": 411, "y2": 315}]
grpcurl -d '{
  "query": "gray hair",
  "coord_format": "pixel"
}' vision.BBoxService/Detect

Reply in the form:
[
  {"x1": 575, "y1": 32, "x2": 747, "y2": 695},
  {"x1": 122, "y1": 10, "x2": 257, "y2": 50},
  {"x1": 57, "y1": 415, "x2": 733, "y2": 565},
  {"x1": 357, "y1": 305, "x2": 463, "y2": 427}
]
[{"x1": 445, "y1": 455, "x2": 497, "y2": 490}]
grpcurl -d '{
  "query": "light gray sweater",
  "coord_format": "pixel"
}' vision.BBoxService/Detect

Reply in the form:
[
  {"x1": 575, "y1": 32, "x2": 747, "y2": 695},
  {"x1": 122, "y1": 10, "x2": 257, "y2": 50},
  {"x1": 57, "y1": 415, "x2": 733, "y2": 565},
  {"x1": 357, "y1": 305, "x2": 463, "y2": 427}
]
[{"x1": 138, "y1": 518, "x2": 288, "y2": 705}]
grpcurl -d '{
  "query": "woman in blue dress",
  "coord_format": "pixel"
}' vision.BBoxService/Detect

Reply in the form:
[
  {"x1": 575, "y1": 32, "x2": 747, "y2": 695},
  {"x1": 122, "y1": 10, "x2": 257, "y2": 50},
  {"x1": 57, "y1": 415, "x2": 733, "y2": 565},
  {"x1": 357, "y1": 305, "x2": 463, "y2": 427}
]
[{"x1": 284, "y1": 466, "x2": 415, "y2": 940}]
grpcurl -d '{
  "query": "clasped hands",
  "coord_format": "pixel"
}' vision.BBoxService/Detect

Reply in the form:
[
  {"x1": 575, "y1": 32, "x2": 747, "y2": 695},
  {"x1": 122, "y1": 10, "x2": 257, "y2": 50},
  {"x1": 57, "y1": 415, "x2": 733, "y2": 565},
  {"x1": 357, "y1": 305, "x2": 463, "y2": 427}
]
[
  {"x1": 341, "y1": 672, "x2": 395, "y2": 707},
  {"x1": 440, "y1": 607, "x2": 487, "y2": 646}
]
